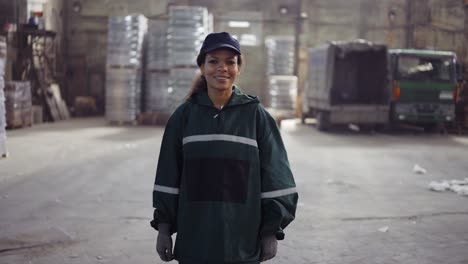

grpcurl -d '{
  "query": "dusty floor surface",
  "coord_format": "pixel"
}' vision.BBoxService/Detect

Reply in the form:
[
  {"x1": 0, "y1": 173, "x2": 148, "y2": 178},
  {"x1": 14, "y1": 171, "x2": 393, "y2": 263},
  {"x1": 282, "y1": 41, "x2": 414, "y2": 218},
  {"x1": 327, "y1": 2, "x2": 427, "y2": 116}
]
[{"x1": 1, "y1": 118, "x2": 468, "y2": 264}]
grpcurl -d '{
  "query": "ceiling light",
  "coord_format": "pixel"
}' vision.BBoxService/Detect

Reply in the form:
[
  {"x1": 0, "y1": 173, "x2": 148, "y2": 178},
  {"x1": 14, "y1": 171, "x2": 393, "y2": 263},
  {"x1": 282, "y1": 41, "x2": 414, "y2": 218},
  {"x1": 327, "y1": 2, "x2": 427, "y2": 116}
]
[{"x1": 228, "y1": 21, "x2": 250, "y2": 28}]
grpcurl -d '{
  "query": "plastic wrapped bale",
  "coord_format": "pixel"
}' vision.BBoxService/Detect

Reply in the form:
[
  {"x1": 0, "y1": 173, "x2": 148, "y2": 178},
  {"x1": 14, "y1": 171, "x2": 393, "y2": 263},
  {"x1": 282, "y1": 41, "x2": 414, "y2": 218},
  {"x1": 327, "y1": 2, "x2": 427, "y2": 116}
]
[
  {"x1": 145, "y1": 72, "x2": 169, "y2": 112},
  {"x1": 167, "y1": 68, "x2": 199, "y2": 113},
  {"x1": 145, "y1": 19, "x2": 170, "y2": 113},
  {"x1": 105, "y1": 14, "x2": 146, "y2": 122},
  {"x1": 265, "y1": 36, "x2": 295, "y2": 76},
  {"x1": 147, "y1": 19, "x2": 169, "y2": 71},
  {"x1": 268, "y1": 76, "x2": 298, "y2": 111},
  {"x1": 106, "y1": 14, "x2": 148, "y2": 67},
  {"x1": 4, "y1": 81, "x2": 32, "y2": 128},
  {"x1": 167, "y1": 6, "x2": 209, "y2": 67},
  {"x1": 0, "y1": 36, "x2": 6, "y2": 156},
  {"x1": 105, "y1": 68, "x2": 142, "y2": 122}
]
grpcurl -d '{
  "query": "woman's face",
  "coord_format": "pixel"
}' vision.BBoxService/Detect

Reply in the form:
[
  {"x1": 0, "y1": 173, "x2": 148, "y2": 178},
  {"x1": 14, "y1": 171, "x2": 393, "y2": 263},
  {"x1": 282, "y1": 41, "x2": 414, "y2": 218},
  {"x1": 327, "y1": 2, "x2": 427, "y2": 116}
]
[{"x1": 200, "y1": 49, "x2": 241, "y2": 93}]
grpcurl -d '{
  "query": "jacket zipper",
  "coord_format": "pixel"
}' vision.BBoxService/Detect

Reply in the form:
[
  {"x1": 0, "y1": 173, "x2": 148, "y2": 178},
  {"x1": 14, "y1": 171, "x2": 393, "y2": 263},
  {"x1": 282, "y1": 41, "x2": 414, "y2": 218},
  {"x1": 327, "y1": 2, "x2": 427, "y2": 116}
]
[{"x1": 213, "y1": 105, "x2": 224, "y2": 133}]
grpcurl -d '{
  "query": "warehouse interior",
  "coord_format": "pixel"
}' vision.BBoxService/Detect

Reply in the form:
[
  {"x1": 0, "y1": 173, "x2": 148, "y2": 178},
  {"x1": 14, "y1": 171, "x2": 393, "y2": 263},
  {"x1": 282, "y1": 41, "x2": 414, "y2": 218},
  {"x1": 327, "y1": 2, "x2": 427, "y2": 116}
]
[
  {"x1": 1, "y1": 1, "x2": 468, "y2": 263},
  {"x1": 1, "y1": 1, "x2": 467, "y2": 133}
]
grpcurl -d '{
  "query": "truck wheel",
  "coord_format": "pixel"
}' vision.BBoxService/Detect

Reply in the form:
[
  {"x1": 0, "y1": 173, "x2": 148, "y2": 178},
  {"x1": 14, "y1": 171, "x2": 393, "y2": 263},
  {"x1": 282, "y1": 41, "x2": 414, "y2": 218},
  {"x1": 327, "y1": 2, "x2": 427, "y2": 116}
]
[
  {"x1": 358, "y1": 124, "x2": 373, "y2": 133},
  {"x1": 316, "y1": 111, "x2": 330, "y2": 131},
  {"x1": 423, "y1": 124, "x2": 437, "y2": 133},
  {"x1": 373, "y1": 124, "x2": 388, "y2": 132}
]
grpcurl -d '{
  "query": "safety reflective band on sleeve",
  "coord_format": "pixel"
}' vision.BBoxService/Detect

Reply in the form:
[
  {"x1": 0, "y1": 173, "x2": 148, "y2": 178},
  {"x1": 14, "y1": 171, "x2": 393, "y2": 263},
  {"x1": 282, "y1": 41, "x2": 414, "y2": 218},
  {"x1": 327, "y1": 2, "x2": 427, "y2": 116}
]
[
  {"x1": 183, "y1": 134, "x2": 258, "y2": 148},
  {"x1": 154, "y1": 184, "x2": 179, "y2": 195},
  {"x1": 261, "y1": 187, "x2": 297, "y2": 199}
]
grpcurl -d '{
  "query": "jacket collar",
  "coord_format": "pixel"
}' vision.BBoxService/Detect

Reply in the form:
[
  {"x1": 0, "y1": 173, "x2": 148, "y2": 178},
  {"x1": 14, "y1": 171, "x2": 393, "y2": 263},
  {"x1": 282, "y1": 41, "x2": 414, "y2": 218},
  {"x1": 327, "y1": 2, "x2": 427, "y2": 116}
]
[{"x1": 191, "y1": 86, "x2": 259, "y2": 108}]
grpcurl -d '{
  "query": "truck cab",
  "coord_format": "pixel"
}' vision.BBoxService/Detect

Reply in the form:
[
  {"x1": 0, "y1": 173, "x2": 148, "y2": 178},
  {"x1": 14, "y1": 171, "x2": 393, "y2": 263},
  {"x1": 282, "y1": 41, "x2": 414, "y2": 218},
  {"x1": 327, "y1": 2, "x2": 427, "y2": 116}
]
[{"x1": 389, "y1": 49, "x2": 457, "y2": 130}]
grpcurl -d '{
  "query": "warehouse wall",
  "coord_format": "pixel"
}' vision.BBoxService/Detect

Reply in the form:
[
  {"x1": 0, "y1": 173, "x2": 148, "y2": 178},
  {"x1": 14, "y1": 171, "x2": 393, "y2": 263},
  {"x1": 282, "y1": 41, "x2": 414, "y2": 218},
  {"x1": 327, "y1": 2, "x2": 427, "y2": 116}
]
[
  {"x1": 64, "y1": 0, "x2": 467, "y2": 109},
  {"x1": 65, "y1": 0, "x2": 296, "y2": 105},
  {"x1": 304, "y1": 0, "x2": 466, "y2": 57}
]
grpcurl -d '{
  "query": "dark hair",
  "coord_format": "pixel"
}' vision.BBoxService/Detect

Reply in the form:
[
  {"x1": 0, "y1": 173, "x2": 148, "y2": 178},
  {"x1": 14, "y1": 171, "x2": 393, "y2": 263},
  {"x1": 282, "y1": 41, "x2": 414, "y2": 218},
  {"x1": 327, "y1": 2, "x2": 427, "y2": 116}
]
[{"x1": 185, "y1": 51, "x2": 243, "y2": 101}]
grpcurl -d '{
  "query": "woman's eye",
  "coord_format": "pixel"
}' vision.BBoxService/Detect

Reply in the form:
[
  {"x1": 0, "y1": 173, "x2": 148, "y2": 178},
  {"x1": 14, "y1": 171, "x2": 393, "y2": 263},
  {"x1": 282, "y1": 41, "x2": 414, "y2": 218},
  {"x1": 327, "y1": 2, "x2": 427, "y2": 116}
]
[{"x1": 208, "y1": 60, "x2": 217, "y2": 64}]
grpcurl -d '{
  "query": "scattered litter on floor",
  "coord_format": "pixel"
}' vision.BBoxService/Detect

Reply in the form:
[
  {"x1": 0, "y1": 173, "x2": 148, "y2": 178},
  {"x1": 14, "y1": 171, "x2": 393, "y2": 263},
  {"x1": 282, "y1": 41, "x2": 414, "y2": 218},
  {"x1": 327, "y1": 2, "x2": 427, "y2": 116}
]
[
  {"x1": 413, "y1": 164, "x2": 427, "y2": 174},
  {"x1": 115, "y1": 143, "x2": 138, "y2": 150},
  {"x1": 428, "y1": 181, "x2": 450, "y2": 192},
  {"x1": 428, "y1": 178, "x2": 468, "y2": 196},
  {"x1": 349, "y1": 124, "x2": 359, "y2": 132},
  {"x1": 378, "y1": 226, "x2": 389, "y2": 233}
]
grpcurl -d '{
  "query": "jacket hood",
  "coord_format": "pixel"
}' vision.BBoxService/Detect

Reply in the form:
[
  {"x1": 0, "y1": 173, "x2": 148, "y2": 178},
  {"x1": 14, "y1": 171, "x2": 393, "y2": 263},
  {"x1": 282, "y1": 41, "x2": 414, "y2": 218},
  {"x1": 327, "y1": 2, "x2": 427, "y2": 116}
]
[{"x1": 190, "y1": 86, "x2": 259, "y2": 108}]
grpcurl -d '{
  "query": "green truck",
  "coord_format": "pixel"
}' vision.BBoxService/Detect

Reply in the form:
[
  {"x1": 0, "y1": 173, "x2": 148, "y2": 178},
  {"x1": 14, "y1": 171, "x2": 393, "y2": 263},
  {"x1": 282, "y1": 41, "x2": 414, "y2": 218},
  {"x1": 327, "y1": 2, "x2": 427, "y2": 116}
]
[{"x1": 389, "y1": 49, "x2": 458, "y2": 130}]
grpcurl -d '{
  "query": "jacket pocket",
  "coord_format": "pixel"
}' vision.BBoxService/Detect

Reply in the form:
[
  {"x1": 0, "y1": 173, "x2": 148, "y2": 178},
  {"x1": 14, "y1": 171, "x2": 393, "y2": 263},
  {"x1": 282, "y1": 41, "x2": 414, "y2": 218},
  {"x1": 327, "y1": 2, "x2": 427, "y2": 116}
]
[{"x1": 186, "y1": 158, "x2": 250, "y2": 203}]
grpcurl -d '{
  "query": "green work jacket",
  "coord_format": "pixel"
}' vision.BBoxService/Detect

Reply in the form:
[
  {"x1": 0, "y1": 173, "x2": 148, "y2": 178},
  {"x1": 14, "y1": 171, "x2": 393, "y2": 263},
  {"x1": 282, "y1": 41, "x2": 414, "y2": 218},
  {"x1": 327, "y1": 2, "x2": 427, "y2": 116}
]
[{"x1": 152, "y1": 86, "x2": 298, "y2": 264}]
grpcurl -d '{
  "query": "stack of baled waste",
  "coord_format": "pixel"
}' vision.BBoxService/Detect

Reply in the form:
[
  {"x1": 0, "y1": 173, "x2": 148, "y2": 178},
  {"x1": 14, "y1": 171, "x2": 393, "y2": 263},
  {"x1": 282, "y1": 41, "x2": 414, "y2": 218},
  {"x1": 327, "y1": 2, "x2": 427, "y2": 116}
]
[
  {"x1": 105, "y1": 14, "x2": 147, "y2": 123},
  {"x1": 0, "y1": 36, "x2": 7, "y2": 157},
  {"x1": 265, "y1": 36, "x2": 297, "y2": 112},
  {"x1": 147, "y1": 20, "x2": 169, "y2": 71},
  {"x1": 166, "y1": 6, "x2": 210, "y2": 113},
  {"x1": 429, "y1": 179, "x2": 468, "y2": 196},
  {"x1": 145, "y1": 19, "x2": 169, "y2": 112},
  {"x1": 4, "y1": 81, "x2": 32, "y2": 128},
  {"x1": 106, "y1": 14, "x2": 147, "y2": 67},
  {"x1": 265, "y1": 36, "x2": 295, "y2": 76},
  {"x1": 267, "y1": 76, "x2": 298, "y2": 112},
  {"x1": 167, "y1": 68, "x2": 199, "y2": 112},
  {"x1": 167, "y1": 6, "x2": 208, "y2": 67}
]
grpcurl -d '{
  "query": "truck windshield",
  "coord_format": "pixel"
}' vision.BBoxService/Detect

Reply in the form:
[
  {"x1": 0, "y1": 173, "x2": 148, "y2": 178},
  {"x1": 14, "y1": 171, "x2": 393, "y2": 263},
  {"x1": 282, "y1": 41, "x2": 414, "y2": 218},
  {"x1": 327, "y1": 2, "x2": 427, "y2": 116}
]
[{"x1": 397, "y1": 55, "x2": 455, "y2": 83}]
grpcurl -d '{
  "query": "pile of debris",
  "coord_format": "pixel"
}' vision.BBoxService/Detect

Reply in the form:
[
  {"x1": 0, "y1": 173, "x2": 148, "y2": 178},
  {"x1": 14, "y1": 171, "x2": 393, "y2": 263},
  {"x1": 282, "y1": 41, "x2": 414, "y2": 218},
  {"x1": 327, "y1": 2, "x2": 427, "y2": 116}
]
[{"x1": 429, "y1": 179, "x2": 468, "y2": 196}]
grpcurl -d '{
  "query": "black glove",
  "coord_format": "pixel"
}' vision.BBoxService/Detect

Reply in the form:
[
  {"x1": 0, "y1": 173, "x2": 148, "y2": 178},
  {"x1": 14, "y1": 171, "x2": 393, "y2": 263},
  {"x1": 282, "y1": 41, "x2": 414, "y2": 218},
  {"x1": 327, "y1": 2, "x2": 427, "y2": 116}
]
[
  {"x1": 156, "y1": 223, "x2": 174, "y2": 262},
  {"x1": 260, "y1": 234, "x2": 277, "y2": 262}
]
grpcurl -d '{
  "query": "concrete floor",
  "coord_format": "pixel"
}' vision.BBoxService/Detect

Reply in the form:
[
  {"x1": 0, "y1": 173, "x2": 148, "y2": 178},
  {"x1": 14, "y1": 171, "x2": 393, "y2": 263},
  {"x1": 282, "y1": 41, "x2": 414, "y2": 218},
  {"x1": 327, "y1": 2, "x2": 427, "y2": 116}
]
[{"x1": 0, "y1": 118, "x2": 468, "y2": 264}]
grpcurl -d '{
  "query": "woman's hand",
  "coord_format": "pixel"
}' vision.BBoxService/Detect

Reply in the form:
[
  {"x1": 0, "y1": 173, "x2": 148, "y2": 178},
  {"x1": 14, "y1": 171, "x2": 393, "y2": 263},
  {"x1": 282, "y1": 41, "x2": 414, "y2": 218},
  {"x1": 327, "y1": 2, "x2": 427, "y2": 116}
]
[
  {"x1": 260, "y1": 234, "x2": 278, "y2": 262},
  {"x1": 156, "y1": 223, "x2": 174, "y2": 262}
]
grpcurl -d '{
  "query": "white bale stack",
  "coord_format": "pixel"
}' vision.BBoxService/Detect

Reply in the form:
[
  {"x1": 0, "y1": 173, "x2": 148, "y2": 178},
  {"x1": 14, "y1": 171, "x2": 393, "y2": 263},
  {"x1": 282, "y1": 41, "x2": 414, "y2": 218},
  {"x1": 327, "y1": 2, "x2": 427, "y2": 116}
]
[
  {"x1": 105, "y1": 14, "x2": 147, "y2": 123},
  {"x1": 167, "y1": 6, "x2": 208, "y2": 67},
  {"x1": 147, "y1": 20, "x2": 169, "y2": 71},
  {"x1": 165, "y1": 6, "x2": 211, "y2": 112},
  {"x1": 106, "y1": 14, "x2": 147, "y2": 66},
  {"x1": 267, "y1": 76, "x2": 298, "y2": 111},
  {"x1": 167, "y1": 68, "x2": 199, "y2": 112},
  {"x1": 145, "y1": 19, "x2": 169, "y2": 112},
  {"x1": 265, "y1": 36, "x2": 297, "y2": 112},
  {"x1": 105, "y1": 68, "x2": 142, "y2": 122},
  {"x1": 265, "y1": 36, "x2": 295, "y2": 76}
]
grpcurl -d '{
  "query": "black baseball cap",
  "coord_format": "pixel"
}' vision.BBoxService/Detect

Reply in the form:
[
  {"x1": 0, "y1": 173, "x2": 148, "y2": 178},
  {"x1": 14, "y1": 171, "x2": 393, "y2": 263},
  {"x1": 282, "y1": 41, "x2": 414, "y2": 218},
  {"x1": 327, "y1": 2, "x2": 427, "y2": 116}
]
[{"x1": 199, "y1": 32, "x2": 241, "y2": 55}]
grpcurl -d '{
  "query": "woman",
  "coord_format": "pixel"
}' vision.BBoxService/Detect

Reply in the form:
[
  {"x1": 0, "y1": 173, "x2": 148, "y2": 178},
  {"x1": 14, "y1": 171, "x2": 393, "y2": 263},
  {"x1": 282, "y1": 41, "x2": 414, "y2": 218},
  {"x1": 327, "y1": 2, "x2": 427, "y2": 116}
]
[{"x1": 151, "y1": 32, "x2": 298, "y2": 263}]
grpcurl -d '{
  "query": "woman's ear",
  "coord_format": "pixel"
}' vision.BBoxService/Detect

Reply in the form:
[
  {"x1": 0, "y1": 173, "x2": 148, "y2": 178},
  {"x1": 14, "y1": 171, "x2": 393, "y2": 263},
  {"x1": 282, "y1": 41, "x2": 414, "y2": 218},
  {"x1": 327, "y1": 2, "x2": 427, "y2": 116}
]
[{"x1": 199, "y1": 65, "x2": 205, "y2": 76}]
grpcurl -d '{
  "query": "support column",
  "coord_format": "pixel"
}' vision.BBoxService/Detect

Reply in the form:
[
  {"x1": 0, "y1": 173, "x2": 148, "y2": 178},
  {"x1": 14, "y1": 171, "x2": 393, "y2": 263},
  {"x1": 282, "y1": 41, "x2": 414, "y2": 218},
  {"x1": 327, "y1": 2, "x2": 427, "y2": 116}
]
[
  {"x1": 358, "y1": 0, "x2": 368, "y2": 39},
  {"x1": 405, "y1": 0, "x2": 414, "y2": 49}
]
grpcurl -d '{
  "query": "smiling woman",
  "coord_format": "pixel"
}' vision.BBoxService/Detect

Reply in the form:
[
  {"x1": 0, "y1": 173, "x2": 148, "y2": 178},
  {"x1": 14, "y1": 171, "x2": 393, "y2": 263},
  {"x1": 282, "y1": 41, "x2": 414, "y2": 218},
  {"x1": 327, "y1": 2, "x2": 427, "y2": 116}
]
[
  {"x1": 185, "y1": 32, "x2": 244, "y2": 109},
  {"x1": 151, "y1": 32, "x2": 298, "y2": 264}
]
